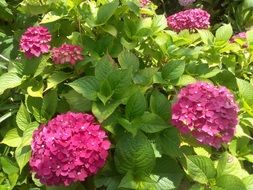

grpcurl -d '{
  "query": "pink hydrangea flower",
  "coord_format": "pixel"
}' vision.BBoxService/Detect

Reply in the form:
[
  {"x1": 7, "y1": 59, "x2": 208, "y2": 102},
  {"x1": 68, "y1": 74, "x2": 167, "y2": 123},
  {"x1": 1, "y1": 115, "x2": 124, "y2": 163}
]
[
  {"x1": 19, "y1": 26, "x2": 51, "y2": 58},
  {"x1": 51, "y1": 44, "x2": 84, "y2": 65},
  {"x1": 171, "y1": 82, "x2": 239, "y2": 148},
  {"x1": 230, "y1": 32, "x2": 246, "y2": 42},
  {"x1": 178, "y1": 0, "x2": 196, "y2": 6},
  {"x1": 140, "y1": 0, "x2": 150, "y2": 7},
  {"x1": 167, "y1": 9, "x2": 210, "y2": 32},
  {"x1": 29, "y1": 112, "x2": 111, "y2": 186},
  {"x1": 230, "y1": 32, "x2": 247, "y2": 48}
]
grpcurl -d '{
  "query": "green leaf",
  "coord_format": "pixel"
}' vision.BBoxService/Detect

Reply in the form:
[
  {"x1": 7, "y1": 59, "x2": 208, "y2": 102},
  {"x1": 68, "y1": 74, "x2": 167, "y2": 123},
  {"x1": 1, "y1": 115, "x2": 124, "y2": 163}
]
[
  {"x1": 118, "y1": 172, "x2": 138, "y2": 189},
  {"x1": 216, "y1": 153, "x2": 242, "y2": 177},
  {"x1": 26, "y1": 96, "x2": 43, "y2": 123},
  {"x1": 185, "y1": 155, "x2": 216, "y2": 184},
  {"x1": 152, "y1": 156, "x2": 183, "y2": 190},
  {"x1": 156, "y1": 128, "x2": 181, "y2": 157},
  {"x1": 216, "y1": 175, "x2": 247, "y2": 190},
  {"x1": 103, "y1": 24, "x2": 117, "y2": 37},
  {"x1": 98, "y1": 79, "x2": 113, "y2": 105},
  {"x1": 237, "y1": 78, "x2": 253, "y2": 106},
  {"x1": 46, "y1": 71, "x2": 71, "y2": 91},
  {"x1": 95, "y1": 57, "x2": 114, "y2": 82},
  {"x1": 19, "y1": 122, "x2": 39, "y2": 148},
  {"x1": 40, "y1": 11, "x2": 63, "y2": 24},
  {"x1": 109, "y1": 69, "x2": 134, "y2": 101},
  {"x1": 1, "y1": 128, "x2": 21, "y2": 147},
  {"x1": 114, "y1": 132, "x2": 155, "y2": 177},
  {"x1": 133, "y1": 67, "x2": 158, "y2": 86},
  {"x1": 15, "y1": 145, "x2": 31, "y2": 173},
  {"x1": 68, "y1": 76, "x2": 99, "y2": 101},
  {"x1": 176, "y1": 75, "x2": 196, "y2": 86},
  {"x1": 198, "y1": 29, "x2": 214, "y2": 45},
  {"x1": 119, "y1": 173, "x2": 157, "y2": 190},
  {"x1": 151, "y1": 15, "x2": 167, "y2": 33},
  {"x1": 125, "y1": 92, "x2": 146, "y2": 121},
  {"x1": 150, "y1": 90, "x2": 170, "y2": 120},
  {"x1": 27, "y1": 81, "x2": 44, "y2": 98},
  {"x1": 8, "y1": 173, "x2": 18, "y2": 189},
  {"x1": 96, "y1": 0, "x2": 119, "y2": 25},
  {"x1": 25, "y1": 90, "x2": 57, "y2": 123},
  {"x1": 0, "y1": 185, "x2": 9, "y2": 190},
  {"x1": 246, "y1": 30, "x2": 253, "y2": 45},
  {"x1": 23, "y1": 55, "x2": 50, "y2": 76},
  {"x1": 41, "y1": 90, "x2": 58, "y2": 120},
  {"x1": 215, "y1": 24, "x2": 233, "y2": 42},
  {"x1": 213, "y1": 70, "x2": 237, "y2": 91},
  {"x1": 0, "y1": 0, "x2": 8, "y2": 7},
  {"x1": 242, "y1": 175, "x2": 253, "y2": 190},
  {"x1": 92, "y1": 100, "x2": 121, "y2": 122},
  {"x1": 118, "y1": 117, "x2": 138, "y2": 136},
  {"x1": 118, "y1": 50, "x2": 139, "y2": 72},
  {"x1": 133, "y1": 112, "x2": 168, "y2": 133},
  {"x1": 162, "y1": 60, "x2": 185, "y2": 81},
  {"x1": 46, "y1": 183, "x2": 82, "y2": 190},
  {"x1": 190, "y1": 184, "x2": 205, "y2": 190},
  {"x1": 244, "y1": 0, "x2": 253, "y2": 8},
  {"x1": 16, "y1": 103, "x2": 31, "y2": 131},
  {"x1": 63, "y1": 90, "x2": 91, "y2": 112},
  {"x1": 0, "y1": 72, "x2": 21, "y2": 95},
  {"x1": 94, "y1": 161, "x2": 121, "y2": 190},
  {"x1": 0, "y1": 157, "x2": 19, "y2": 174}
]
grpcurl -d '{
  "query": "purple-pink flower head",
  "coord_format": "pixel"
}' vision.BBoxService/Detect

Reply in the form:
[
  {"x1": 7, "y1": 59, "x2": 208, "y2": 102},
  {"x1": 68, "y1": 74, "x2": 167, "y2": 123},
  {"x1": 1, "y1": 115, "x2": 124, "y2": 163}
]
[
  {"x1": 19, "y1": 26, "x2": 51, "y2": 58},
  {"x1": 230, "y1": 32, "x2": 247, "y2": 48},
  {"x1": 167, "y1": 9, "x2": 210, "y2": 32},
  {"x1": 29, "y1": 112, "x2": 111, "y2": 186},
  {"x1": 178, "y1": 0, "x2": 196, "y2": 6},
  {"x1": 140, "y1": 0, "x2": 150, "y2": 7},
  {"x1": 51, "y1": 44, "x2": 84, "y2": 65},
  {"x1": 171, "y1": 82, "x2": 239, "y2": 148}
]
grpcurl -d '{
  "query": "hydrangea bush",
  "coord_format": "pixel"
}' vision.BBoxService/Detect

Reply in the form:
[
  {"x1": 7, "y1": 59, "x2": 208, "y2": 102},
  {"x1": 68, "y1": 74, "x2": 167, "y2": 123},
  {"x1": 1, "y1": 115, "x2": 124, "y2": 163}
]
[{"x1": 0, "y1": 0, "x2": 253, "y2": 190}]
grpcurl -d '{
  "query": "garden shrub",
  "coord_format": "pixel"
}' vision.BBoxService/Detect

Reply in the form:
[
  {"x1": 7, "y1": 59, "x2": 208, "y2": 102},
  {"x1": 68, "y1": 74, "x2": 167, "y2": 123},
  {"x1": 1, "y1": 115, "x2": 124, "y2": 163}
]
[{"x1": 0, "y1": 0, "x2": 253, "y2": 190}]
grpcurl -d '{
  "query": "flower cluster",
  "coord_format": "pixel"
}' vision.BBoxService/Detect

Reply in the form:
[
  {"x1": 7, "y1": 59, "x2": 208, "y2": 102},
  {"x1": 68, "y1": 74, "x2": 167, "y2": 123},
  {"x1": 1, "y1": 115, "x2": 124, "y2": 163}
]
[
  {"x1": 29, "y1": 112, "x2": 111, "y2": 186},
  {"x1": 167, "y1": 9, "x2": 210, "y2": 32},
  {"x1": 19, "y1": 26, "x2": 51, "y2": 58},
  {"x1": 230, "y1": 32, "x2": 247, "y2": 48},
  {"x1": 51, "y1": 44, "x2": 84, "y2": 65},
  {"x1": 178, "y1": 0, "x2": 196, "y2": 6},
  {"x1": 171, "y1": 82, "x2": 239, "y2": 148},
  {"x1": 140, "y1": 0, "x2": 150, "y2": 7}
]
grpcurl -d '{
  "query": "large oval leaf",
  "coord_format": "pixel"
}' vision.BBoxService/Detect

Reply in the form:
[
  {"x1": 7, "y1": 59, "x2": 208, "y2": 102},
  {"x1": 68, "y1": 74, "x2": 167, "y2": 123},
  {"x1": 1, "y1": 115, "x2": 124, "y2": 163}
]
[
  {"x1": 114, "y1": 132, "x2": 155, "y2": 177},
  {"x1": 216, "y1": 175, "x2": 247, "y2": 190},
  {"x1": 185, "y1": 155, "x2": 216, "y2": 184}
]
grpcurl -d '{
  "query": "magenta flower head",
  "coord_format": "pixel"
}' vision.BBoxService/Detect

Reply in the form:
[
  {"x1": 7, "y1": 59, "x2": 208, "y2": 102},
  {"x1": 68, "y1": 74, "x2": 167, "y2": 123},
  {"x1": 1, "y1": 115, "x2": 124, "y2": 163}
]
[
  {"x1": 51, "y1": 44, "x2": 84, "y2": 65},
  {"x1": 140, "y1": 0, "x2": 150, "y2": 7},
  {"x1": 230, "y1": 32, "x2": 247, "y2": 48},
  {"x1": 19, "y1": 26, "x2": 51, "y2": 58},
  {"x1": 230, "y1": 32, "x2": 246, "y2": 42},
  {"x1": 178, "y1": 0, "x2": 196, "y2": 6},
  {"x1": 171, "y1": 82, "x2": 239, "y2": 148},
  {"x1": 167, "y1": 9, "x2": 210, "y2": 32},
  {"x1": 29, "y1": 112, "x2": 111, "y2": 186}
]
